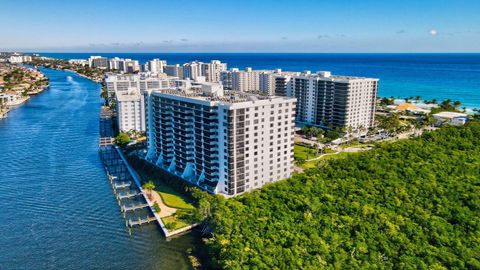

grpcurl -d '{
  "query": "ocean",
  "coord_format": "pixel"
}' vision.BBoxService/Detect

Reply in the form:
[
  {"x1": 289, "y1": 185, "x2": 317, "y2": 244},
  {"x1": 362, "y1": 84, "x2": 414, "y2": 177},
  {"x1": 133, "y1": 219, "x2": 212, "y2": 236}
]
[{"x1": 36, "y1": 53, "x2": 480, "y2": 109}]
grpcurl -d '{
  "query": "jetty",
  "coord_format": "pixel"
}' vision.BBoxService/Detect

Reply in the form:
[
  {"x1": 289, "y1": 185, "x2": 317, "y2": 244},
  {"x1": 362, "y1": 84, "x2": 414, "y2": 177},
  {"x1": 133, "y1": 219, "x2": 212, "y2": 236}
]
[
  {"x1": 98, "y1": 106, "x2": 197, "y2": 236},
  {"x1": 98, "y1": 106, "x2": 173, "y2": 235}
]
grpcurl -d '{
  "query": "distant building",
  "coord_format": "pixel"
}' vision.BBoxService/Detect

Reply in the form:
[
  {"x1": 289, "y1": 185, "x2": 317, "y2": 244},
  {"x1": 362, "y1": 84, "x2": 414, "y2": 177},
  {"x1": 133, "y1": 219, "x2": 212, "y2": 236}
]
[
  {"x1": 105, "y1": 72, "x2": 172, "y2": 99},
  {"x1": 182, "y1": 60, "x2": 227, "y2": 82},
  {"x1": 221, "y1": 67, "x2": 279, "y2": 94},
  {"x1": 183, "y1": 61, "x2": 203, "y2": 81},
  {"x1": 108, "y1": 57, "x2": 125, "y2": 71},
  {"x1": 202, "y1": 60, "x2": 227, "y2": 82},
  {"x1": 387, "y1": 103, "x2": 431, "y2": 114},
  {"x1": 164, "y1": 64, "x2": 184, "y2": 78},
  {"x1": 0, "y1": 91, "x2": 21, "y2": 106},
  {"x1": 433, "y1": 111, "x2": 468, "y2": 126},
  {"x1": 145, "y1": 59, "x2": 167, "y2": 73},
  {"x1": 68, "y1": 59, "x2": 88, "y2": 66},
  {"x1": 277, "y1": 71, "x2": 378, "y2": 129},
  {"x1": 107, "y1": 58, "x2": 140, "y2": 73},
  {"x1": 8, "y1": 55, "x2": 31, "y2": 63},
  {"x1": 88, "y1": 56, "x2": 109, "y2": 69},
  {"x1": 143, "y1": 82, "x2": 296, "y2": 196},
  {"x1": 116, "y1": 89, "x2": 146, "y2": 132}
]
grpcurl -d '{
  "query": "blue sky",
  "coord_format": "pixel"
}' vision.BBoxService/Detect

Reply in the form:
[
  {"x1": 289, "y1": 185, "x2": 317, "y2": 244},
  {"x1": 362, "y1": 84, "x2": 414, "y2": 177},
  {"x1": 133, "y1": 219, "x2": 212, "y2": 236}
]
[{"x1": 1, "y1": 0, "x2": 479, "y2": 52}]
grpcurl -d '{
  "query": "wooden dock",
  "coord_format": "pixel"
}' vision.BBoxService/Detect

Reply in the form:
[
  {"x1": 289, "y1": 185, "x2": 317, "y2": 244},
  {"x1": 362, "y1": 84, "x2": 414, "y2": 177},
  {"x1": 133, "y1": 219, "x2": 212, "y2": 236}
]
[
  {"x1": 117, "y1": 191, "x2": 141, "y2": 200},
  {"x1": 113, "y1": 181, "x2": 131, "y2": 189},
  {"x1": 122, "y1": 202, "x2": 149, "y2": 212},
  {"x1": 127, "y1": 216, "x2": 157, "y2": 227}
]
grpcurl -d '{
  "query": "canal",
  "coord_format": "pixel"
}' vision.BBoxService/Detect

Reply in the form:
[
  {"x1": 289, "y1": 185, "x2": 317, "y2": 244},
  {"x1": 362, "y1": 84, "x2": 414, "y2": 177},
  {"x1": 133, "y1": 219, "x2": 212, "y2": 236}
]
[{"x1": 0, "y1": 68, "x2": 196, "y2": 269}]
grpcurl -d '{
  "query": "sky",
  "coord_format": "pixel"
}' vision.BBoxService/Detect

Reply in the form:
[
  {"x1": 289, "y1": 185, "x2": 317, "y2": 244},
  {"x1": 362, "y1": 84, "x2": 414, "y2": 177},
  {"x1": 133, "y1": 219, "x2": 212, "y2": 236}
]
[{"x1": 0, "y1": 0, "x2": 479, "y2": 53}]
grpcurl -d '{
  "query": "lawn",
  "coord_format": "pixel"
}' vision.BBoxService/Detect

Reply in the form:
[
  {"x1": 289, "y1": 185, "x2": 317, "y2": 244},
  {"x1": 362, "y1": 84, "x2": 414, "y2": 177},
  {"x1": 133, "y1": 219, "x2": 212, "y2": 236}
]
[
  {"x1": 155, "y1": 184, "x2": 195, "y2": 210},
  {"x1": 294, "y1": 144, "x2": 320, "y2": 160},
  {"x1": 133, "y1": 161, "x2": 196, "y2": 210},
  {"x1": 300, "y1": 151, "x2": 360, "y2": 169},
  {"x1": 162, "y1": 214, "x2": 190, "y2": 231}
]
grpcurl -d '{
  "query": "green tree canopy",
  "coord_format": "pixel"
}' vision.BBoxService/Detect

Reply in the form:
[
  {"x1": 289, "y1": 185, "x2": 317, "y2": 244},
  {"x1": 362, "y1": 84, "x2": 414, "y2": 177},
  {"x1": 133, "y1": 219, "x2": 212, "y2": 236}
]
[{"x1": 197, "y1": 120, "x2": 480, "y2": 269}]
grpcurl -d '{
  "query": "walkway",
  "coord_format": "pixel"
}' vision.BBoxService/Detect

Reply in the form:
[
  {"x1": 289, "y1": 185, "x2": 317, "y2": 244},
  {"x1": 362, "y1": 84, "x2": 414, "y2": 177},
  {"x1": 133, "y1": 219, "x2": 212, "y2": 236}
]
[{"x1": 150, "y1": 190, "x2": 177, "y2": 218}]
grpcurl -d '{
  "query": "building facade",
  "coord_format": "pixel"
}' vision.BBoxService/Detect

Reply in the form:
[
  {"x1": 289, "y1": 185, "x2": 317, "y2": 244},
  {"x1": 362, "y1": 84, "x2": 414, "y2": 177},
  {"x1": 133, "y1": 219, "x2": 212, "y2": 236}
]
[
  {"x1": 221, "y1": 68, "x2": 281, "y2": 94},
  {"x1": 279, "y1": 71, "x2": 378, "y2": 129},
  {"x1": 105, "y1": 72, "x2": 172, "y2": 99},
  {"x1": 146, "y1": 59, "x2": 167, "y2": 73},
  {"x1": 144, "y1": 83, "x2": 296, "y2": 196},
  {"x1": 202, "y1": 60, "x2": 227, "y2": 82},
  {"x1": 88, "y1": 56, "x2": 109, "y2": 69},
  {"x1": 164, "y1": 64, "x2": 184, "y2": 78},
  {"x1": 116, "y1": 90, "x2": 146, "y2": 132}
]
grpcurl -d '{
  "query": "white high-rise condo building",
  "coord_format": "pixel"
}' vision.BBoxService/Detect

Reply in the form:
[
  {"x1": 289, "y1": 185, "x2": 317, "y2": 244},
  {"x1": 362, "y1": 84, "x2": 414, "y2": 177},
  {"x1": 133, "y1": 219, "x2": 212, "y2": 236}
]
[
  {"x1": 183, "y1": 61, "x2": 204, "y2": 81},
  {"x1": 116, "y1": 89, "x2": 146, "y2": 132},
  {"x1": 146, "y1": 59, "x2": 167, "y2": 73},
  {"x1": 221, "y1": 67, "x2": 281, "y2": 94},
  {"x1": 164, "y1": 64, "x2": 184, "y2": 78},
  {"x1": 88, "y1": 56, "x2": 109, "y2": 69},
  {"x1": 109, "y1": 57, "x2": 125, "y2": 71},
  {"x1": 105, "y1": 73, "x2": 173, "y2": 99},
  {"x1": 124, "y1": 59, "x2": 141, "y2": 73},
  {"x1": 277, "y1": 71, "x2": 378, "y2": 129},
  {"x1": 202, "y1": 60, "x2": 227, "y2": 82},
  {"x1": 143, "y1": 82, "x2": 296, "y2": 196},
  {"x1": 182, "y1": 60, "x2": 227, "y2": 82}
]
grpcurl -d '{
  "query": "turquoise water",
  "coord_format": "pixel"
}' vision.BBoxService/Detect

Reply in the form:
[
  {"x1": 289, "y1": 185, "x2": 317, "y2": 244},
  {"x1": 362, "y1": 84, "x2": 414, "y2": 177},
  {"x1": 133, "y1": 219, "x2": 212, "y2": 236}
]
[
  {"x1": 0, "y1": 68, "x2": 194, "y2": 269},
  {"x1": 38, "y1": 53, "x2": 480, "y2": 109}
]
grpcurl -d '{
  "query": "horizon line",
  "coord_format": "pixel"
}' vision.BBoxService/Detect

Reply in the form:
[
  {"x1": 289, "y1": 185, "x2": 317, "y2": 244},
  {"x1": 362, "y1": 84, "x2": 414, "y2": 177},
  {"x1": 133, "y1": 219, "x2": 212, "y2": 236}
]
[{"x1": 21, "y1": 51, "x2": 480, "y2": 54}]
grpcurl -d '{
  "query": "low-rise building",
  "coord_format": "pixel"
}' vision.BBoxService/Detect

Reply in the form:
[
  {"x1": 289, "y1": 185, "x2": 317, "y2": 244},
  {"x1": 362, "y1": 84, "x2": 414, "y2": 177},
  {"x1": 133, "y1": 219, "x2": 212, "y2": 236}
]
[
  {"x1": 68, "y1": 59, "x2": 89, "y2": 66},
  {"x1": 433, "y1": 111, "x2": 468, "y2": 126}
]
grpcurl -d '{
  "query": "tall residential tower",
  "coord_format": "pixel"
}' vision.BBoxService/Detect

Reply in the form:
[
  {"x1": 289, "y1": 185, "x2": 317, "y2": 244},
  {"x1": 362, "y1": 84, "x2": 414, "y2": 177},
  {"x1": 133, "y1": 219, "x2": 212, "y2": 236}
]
[{"x1": 144, "y1": 83, "x2": 296, "y2": 196}]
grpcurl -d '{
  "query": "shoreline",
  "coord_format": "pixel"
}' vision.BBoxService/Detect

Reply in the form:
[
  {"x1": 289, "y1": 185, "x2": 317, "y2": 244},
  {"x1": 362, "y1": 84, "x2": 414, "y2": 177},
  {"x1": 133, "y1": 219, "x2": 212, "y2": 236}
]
[{"x1": 0, "y1": 65, "x2": 50, "y2": 120}]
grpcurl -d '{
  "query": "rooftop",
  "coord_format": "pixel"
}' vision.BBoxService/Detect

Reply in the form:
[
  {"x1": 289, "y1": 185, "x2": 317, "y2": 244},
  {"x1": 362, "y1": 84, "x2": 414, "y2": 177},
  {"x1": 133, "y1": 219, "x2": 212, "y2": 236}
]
[
  {"x1": 150, "y1": 85, "x2": 292, "y2": 105},
  {"x1": 433, "y1": 111, "x2": 468, "y2": 118}
]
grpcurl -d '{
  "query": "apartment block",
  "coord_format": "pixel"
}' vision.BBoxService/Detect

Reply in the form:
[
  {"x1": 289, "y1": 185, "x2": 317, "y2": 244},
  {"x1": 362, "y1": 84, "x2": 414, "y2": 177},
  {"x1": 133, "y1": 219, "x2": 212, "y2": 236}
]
[
  {"x1": 145, "y1": 59, "x2": 167, "y2": 73},
  {"x1": 144, "y1": 83, "x2": 296, "y2": 196},
  {"x1": 280, "y1": 71, "x2": 378, "y2": 129},
  {"x1": 105, "y1": 72, "x2": 172, "y2": 99},
  {"x1": 88, "y1": 56, "x2": 109, "y2": 69},
  {"x1": 221, "y1": 68, "x2": 281, "y2": 94},
  {"x1": 202, "y1": 60, "x2": 227, "y2": 82},
  {"x1": 183, "y1": 60, "x2": 227, "y2": 82},
  {"x1": 116, "y1": 90, "x2": 146, "y2": 132},
  {"x1": 164, "y1": 64, "x2": 184, "y2": 78}
]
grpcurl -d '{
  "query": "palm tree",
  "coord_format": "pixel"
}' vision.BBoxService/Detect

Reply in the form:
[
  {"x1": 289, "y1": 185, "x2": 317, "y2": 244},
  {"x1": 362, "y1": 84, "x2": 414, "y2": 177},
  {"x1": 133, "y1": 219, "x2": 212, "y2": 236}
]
[
  {"x1": 453, "y1": 101, "x2": 461, "y2": 110},
  {"x1": 441, "y1": 99, "x2": 452, "y2": 109},
  {"x1": 142, "y1": 180, "x2": 156, "y2": 200}
]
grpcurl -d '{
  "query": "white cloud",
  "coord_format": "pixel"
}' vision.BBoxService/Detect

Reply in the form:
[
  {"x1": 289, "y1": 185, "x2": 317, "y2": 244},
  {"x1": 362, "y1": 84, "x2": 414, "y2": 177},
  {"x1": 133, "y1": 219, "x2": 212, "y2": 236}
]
[{"x1": 430, "y1": 29, "x2": 438, "y2": 36}]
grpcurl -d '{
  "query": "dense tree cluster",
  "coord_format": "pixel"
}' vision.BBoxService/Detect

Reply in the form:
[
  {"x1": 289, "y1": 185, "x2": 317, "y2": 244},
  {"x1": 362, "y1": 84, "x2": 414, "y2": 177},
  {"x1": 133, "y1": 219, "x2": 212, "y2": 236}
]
[{"x1": 197, "y1": 121, "x2": 480, "y2": 269}]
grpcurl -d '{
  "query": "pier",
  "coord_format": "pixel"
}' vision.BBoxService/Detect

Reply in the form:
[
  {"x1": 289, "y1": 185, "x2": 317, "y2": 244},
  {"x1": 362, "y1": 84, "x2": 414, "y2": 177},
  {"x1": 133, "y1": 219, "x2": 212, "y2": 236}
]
[
  {"x1": 98, "y1": 106, "x2": 171, "y2": 233},
  {"x1": 127, "y1": 216, "x2": 157, "y2": 227},
  {"x1": 98, "y1": 106, "x2": 196, "y2": 237}
]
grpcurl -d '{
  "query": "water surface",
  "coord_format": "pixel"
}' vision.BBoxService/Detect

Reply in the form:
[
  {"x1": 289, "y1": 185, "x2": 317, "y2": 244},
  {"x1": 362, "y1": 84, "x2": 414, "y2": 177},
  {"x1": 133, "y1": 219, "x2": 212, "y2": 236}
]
[{"x1": 0, "y1": 68, "x2": 194, "y2": 269}]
